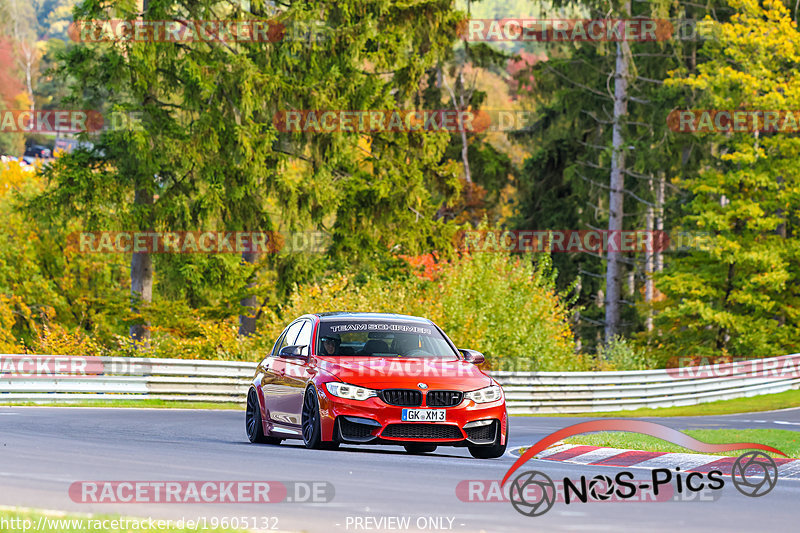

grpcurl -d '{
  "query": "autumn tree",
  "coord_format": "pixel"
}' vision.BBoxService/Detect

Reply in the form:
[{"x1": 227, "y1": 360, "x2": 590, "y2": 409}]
[
  {"x1": 658, "y1": 0, "x2": 800, "y2": 357},
  {"x1": 30, "y1": 0, "x2": 463, "y2": 342},
  {"x1": 512, "y1": 0, "x2": 720, "y2": 350}
]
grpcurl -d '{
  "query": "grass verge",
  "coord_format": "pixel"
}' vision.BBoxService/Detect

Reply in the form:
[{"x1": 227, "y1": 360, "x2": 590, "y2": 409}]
[
  {"x1": 0, "y1": 399, "x2": 241, "y2": 409},
  {"x1": 563, "y1": 428, "x2": 800, "y2": 458},
  {"x1": 0, "y1": 509, "x2": 247, "y2": 532},
  {"x1": 519, "y1": 388, "x2": 800, "y2": 418}
]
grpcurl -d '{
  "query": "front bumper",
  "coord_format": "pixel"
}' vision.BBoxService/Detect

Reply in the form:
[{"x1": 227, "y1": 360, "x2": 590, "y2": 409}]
[{"x1": 318, "y1": 390, "x2": 507, "y2": 446}]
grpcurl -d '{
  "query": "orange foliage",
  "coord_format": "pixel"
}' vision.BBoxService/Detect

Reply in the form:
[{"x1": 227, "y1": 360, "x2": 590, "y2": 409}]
[
  {"x1": 0, "y1": 37, "x2": 23, "y2": 107},
  {"x1": 398, "y1": 252, "x2": 445, "y2": 281},
  {"x1": 437, "y1": 181, "x2": 493, "y2": 225}
]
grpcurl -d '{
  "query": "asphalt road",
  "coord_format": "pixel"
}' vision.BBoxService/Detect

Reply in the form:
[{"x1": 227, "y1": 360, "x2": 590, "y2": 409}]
[{"x1": 2, "y1": 407, "x2": 800, "y2": 532}]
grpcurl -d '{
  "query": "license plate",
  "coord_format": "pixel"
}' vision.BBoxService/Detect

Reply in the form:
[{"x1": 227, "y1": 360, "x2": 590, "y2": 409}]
[{"x1": 401, "y1": 409, "x2": 446, "y2": 422}]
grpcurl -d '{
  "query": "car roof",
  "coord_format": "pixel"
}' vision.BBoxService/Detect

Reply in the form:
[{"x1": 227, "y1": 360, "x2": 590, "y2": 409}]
[{"x1": 311, "y1": 312, "x2": 433, "y2": 324}]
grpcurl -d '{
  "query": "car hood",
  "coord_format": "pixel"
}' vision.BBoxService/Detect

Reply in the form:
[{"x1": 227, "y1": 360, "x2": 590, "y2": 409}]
[{"x1": 314, "y1": 356, "x2": 493, "y2": 390}]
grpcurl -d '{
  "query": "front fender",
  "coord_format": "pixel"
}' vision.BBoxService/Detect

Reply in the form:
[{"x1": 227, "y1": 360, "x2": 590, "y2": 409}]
[{"x1": 313, "y1": 378, "x2": 339, "y2": 442}]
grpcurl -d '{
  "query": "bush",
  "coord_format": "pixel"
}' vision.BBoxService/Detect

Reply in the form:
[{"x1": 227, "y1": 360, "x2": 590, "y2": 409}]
[
  {"x1": 596, "y1": 336, "x2": 661, "y2": 371},
  {"x1": 29, "y1": 320, "x2": 107, "y2": 357},
  {"x1": 278, "y1": 251, "x2": 584, "y2": 371},
  {"x1": 1, "y1": 163, "x2": 581, "y2": 369},
  {"x1": 111, "y1": 320, "x2": 268, "y2": 361}
]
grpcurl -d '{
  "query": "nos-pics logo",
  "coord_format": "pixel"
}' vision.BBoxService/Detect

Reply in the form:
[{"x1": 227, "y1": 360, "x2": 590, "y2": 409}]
[{"x1": 501, "y1": 420, "x2": 783, "y2": 517}]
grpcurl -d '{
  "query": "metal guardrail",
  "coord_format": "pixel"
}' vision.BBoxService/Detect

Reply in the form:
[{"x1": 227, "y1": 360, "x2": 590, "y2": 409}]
[
  {"x1": 494, "y1": 354, "x2": 800, "y2": 413},
  {"x1": 0, "y1": 356, "x2": 254, "y2": 404},
  {"x1": 1, "y1": 353, "x2": 798, "y2": 413}
]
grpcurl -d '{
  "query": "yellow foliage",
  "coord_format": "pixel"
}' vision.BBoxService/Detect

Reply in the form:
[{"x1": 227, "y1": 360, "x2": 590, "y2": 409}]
[
  {"x1": 29, "y1": 320, "x2": 107, "y2": 357},
  {"x1": 0, "y1": 295, "x2": 24, "y2": 352},
  {"x1": 0, "y1": 161, "x2": 39, "y2": 197}
]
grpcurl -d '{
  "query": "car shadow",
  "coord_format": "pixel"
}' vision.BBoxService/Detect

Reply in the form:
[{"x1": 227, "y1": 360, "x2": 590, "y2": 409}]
[{"x1": 274, "y1": 441, "x2": 471, "y2": 458}]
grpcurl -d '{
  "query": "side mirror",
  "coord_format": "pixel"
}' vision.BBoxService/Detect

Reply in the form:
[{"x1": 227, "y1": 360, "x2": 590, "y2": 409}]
[
  {"x1": 459, "y1": 349, "x2": 485, "y2": 365},
  {"x1": 279, "y1": 345, "x2": 308, "y2": 361}
]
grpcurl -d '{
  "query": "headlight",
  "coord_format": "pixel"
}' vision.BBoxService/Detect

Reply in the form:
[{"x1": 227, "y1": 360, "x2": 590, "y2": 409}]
[
  {"x1": 325, "y1": 382, "x2": 378, "y2": 401},
  {"x1": 465, "y1": 385, "x2": 503, "y2": 404}
]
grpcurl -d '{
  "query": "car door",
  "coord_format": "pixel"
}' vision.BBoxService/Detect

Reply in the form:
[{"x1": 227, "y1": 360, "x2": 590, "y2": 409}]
[
  {"x1": 281, "y1": 319, "x2": 316, "y2": 426},
  {"x1": 259, "y1": 326, "x2": 289, "y2": 426},
  {"x1": 264, "y1": 320, "x2": 305, "y2": 428}
]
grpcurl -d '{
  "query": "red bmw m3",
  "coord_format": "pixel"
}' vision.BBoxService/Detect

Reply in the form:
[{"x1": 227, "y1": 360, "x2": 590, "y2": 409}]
[{"x1": 246, "y1": 312, "x2": 508, "y2": 458}]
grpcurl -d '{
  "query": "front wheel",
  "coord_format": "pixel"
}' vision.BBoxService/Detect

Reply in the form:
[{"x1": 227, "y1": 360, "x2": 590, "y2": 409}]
[
  {"x1": 246, "y1": 389, "x2": 282, "y2": 445},
  {"x1": 302, "y1": 386, "x2": 325, "y2": 449}
]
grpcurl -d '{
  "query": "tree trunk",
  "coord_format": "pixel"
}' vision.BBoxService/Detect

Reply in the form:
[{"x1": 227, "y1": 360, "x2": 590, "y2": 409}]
[
  {"x1": 604, "y1": 7, "x2": 631, "y2": 343},
  {"x1": 23, "y1": 45, "x2": 34, "y2": 113},
  {"x1": 655, "y1": 172, "x2": 665, "y2": 273},
  {"x1": 457, "y1": 71, "x2": 472, "y2": 184},
  {"x1": 439, "y1": 67, "x2": 471, "y2": 183},
  {"x1": 645, "y1": 178, "x2": 654, "y2": 332},
  {"x1": 716, "y1": 262, "x2": 735, "y2": 350},
  {"x1": 775, "y1": 173, "x2": 785, "y2": 325},
  {"x1": 129, "y1": 0, "x2": 154, "y2": 344},
  {"x1": 8, "y1": 0, "x2": 35, "y2": 112},
  {"x1": 238, "y1": 250, "x2": 259, "y2": 336},
  {"x1": 129, "y1": 188, "x2": 154, "y2": 342}
]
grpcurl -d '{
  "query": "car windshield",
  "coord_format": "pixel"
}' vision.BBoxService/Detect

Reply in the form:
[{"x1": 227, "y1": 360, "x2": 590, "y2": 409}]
[{"x1": 317, "y1": 319, "x2": 459, "y2": 358}]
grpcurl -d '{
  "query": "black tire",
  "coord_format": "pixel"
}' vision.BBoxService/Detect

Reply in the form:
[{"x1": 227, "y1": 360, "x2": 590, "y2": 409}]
[
  {"x1": 246, "y1": 388, "x2": 283, "y2": 445},
  {"x1": 468, "y1": 425, "x2": 507, "y2": 459},
  {"x1": 404, "y1": 443, "x2": 437, "y2": 454},
  {"x1": 302, "y1": 386, "x2": 324, "y2": 449}
]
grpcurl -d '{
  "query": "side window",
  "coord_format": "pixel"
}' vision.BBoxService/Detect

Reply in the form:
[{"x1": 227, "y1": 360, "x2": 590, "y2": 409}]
[
  {"x1": 277, "y1": 321, "x2": 304, "y2": 355},
  {"x1": 295, "y1": 321, "x2": 312, "y2": 355},
  {"x1": 270, "y1": 327, "x2": 290, "y2": 357}
]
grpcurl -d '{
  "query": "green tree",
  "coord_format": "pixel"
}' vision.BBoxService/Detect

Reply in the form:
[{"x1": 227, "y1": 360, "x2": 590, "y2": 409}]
[
  {"x1": 659, "y1": 0, "x2": 800, "y2": 357},
  {"x1": 30, "y1": 0, "x2": 463, "y2": 342},
  {"x1": 511, "y1": 0, "x2": 720, "y2": 351}
]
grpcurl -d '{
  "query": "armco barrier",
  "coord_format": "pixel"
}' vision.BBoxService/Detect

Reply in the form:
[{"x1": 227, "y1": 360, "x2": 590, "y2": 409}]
[
  {"x1": 0, "y1": 356, "x2": 254, "y2": 404},
  {"x1": 1, "y1": 353, "x2": 799, "y2": 413}
]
